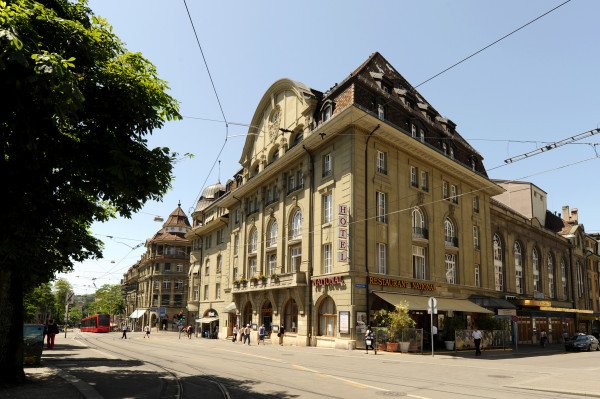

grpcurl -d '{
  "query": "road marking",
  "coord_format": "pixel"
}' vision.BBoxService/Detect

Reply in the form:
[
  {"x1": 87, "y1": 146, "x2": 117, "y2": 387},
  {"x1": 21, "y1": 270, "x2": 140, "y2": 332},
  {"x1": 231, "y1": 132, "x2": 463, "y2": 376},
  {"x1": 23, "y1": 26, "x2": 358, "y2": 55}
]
[
  {"x1": 217, "y1": 348, "x2": 283, "y2": 363},
  {"x1": 293, "y1": 364, "x2": 389, "y2": 392}
]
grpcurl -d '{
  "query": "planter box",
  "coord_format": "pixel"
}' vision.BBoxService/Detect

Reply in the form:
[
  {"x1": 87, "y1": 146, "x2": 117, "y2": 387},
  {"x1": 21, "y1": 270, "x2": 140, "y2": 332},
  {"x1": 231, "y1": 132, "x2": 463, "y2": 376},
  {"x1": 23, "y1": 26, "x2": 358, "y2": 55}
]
[
  {"x1": 386, "y1": 342, "x2": 400, "y2": 352},
  {"x1": 445, "y1": 341, "x2": 455, "y2": 351},
  {"x1": 377, "y1": 343, "x2": 387, "y2": 352},
  {"x1": 400, "y1": 341, "x2": 410, "y2": 353}
]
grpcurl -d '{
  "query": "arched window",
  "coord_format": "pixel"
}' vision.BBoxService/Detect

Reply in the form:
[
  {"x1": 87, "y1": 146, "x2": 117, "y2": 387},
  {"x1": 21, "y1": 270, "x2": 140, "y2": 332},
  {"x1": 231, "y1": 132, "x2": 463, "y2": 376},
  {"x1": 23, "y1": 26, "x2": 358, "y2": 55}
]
[
  {"x1": 445, "y1": 253, "x2": 456, "y2": 284},
  {"x1": 532, "y1": 248, "x2": 540, "y2": 292},
  {"x1": 290, "y1": 209, "x2": 302, "y2": 239},
  {"x1": 444, "y1": 218, "x2": 456, "y2": 246},
  {"x1": 269, "y1": 147, "x2": 279, "y2": 164},
  {"x1": 268, "y1": 220, "x2": 278, "y2": 248},
  {"x1": 561, "y1": 258, "x2": 568, "y2": 300},
  {"x1": 412, "y1": 208, "x2": 427, "y2": 238},
  {"x1": 284, "y1": 299, "x2": 298, "y2": 333},
  {"x1": 249, "y1": 228, "x2": 258, "y2": 253},
  {"x1": 547, "y1": 253, "x2": 555, "y2": 298},
  {"x1": 514, "y1": 242, "x2": 523, "y2": 294},
  {"x1": 493, "y1": 234, "x2": 503, "y2": 291},
  {"x1": 291, "y1": 131, "x2": 303, "y2": 147},
  {"x1": 318, "y1": 297, "x2": 336, "y2": 337}
]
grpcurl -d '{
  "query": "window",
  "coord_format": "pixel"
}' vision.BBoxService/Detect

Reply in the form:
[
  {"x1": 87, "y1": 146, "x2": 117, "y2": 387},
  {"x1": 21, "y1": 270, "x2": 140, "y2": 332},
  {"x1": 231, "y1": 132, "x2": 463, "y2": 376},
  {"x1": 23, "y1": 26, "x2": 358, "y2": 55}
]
[
  {"x1": 412, "y1": 245, "x2": 426, "y2": 280},
  {"x1": 473, "y1": 195, "x2": 480, "y2": 213},
  {"x1": 561, "y1": 258, "x2": 568, "y2": 300},
  {"x1": 318, "y1": 297, "x2": 336, "y2": 337},
  {"x1": 249, "y1": 257, "x2": 257, "y2": 277},
  {"x1": 163, "y1": 280, "x2": 171, "y2": 289},
  {"x1": 234, "y1": 208, "x2": 241, "y2": 224},
  {"x1": 548, "y1": 253, "x2": 555, "y2": 298},
  {"x1": 421, "y1": 171, "x2": 428, "y2": 191},
  {"x1": 576, "y1": 261, "x2": 584, "y2": 297},
  {"x1": 193, "y1": 288, "x2": 199, "y2": 301},
  {"x1": 287, "y1": 169, "x2": 303, "y2": 193},
  {"x1": 322, "y1": 105, "x2": 332, "y2": 122},
  {"x1": 419, "y1": 128, "x2": 425, "y2": 143},
  {"x1": 412, "y1": 208, "x2": 426, "y2": 239},
  {"x1": 154, "y1": 280, "x2": 159, "y2": 290},
  {"x1": 442, "y1": 142, "x2": 448, "y2": 155},
  {"x1": 377, "y1": 104, "x2": 385, "y2": 120},
  {"x1": 216, "y1": 255, "x2": 222, "y2": 274},
  {"x1": 471, "y1": 158, "x2": 476, "y2": 171},
  {"x1": 449, "y1": 147, "x2": 454, "y2": 159},
  {"x1": 268, "y1": 220, "x2": 278, "y2": 247},
  {"x1": 289, "y1": 246, "x2": 301, "y2": 273},
  {"x1": 411, "y1": 123, "x2": 417, "y2": 138},
  {"x1": 410, "y1": 166, "x2": 418, "y2": 187},
  {"x1": 473, "y1": 226, "x2": 480, "y2": 250},
  {"x1": 376, "y1": 191, "x2": 387, "y2": 223},
  {"x1": 205, "y1": 260, "x2": 210, "y2": 276},
  {"x1": 205, "y1": 234, "x2": 212, "y2": 249},
  {"x1": 161, "y1": 294, "x2": 170, "y2": 305},
  {"x1": 445, "y1": 253, "x2": 456, "y2": 284},
  {"x1": 174, "y1": 294, "x2": 183, "y2": 306},
  {"x1": 176, "y1": 264, "x2": 183, "y2": 272},
  {"x1": 234, "y1": 234, "x2": 239, "y2": 255},
  {"x1": 323, "y1": 244, "x2": 332, "y2": 274},
  {"x1": 163, "y1": 263, "x2": 171, "y2": 272},
  {"x1": 291, "y1": 131, "x2": 303, "y2": 147},
  {"x1": 493, "y1": 234, "x2": 504, "y2": 291},
  {"x1": 444, "y1": 218, "x2": 456, "y2": 247},
  {"x1": 216, "y1": 283, "x2": 221, "y2": 299},
  {"x1": 323, "y1": 193, "x2": 332, "y2": 224},
  {"x1": 268, "y1": 253, "x2": 277, "y2": 275},
  {"x1": 532, "y1": 248, "x2": 540, "y2": 292},
  {"x1": 249, "y1": 228, "x2": 258, "y2": 253},
  {"x1": 322, "y1": 153, "x2": 332, "y2": 177},
  {"x1": 443, "y1": 181, "x2": 449, "y2": 199},
  {"x1": 284, "y1": 299, "x2": 298, "y2": 333},
  {"x1": 450, "y1": 184, "x2": 458, "y2": 203},
  {"x1": 152, "y1": 294, "x2": 158, "y2": 306},
  {"x1": 514, "y1": 242, "x2": 523, "y2": 294},
  {"x1": 474, "y1": 264, "x2": 481, "y2": 287},
  {"x1": 376, "y1": 243, "x2": 387, "y2": 274},
  {"x1": 290, "y1": 209, "x2": 302, "y2": 239},
  {"x1": 203, "y1": 285, "x2": 209, "y2": 300},
  {"x1": 376, "y1": 151, "x2": 387, "y2": 174},
  {"x1": 216, "y1": 229, "x2": 224, "y2": 244},
  {"x1": 175, "y1": 280, "x2": 183, "y2": 289},
  {"x1": 233, "y1": 264, "x2": 238, "y2": 281}
]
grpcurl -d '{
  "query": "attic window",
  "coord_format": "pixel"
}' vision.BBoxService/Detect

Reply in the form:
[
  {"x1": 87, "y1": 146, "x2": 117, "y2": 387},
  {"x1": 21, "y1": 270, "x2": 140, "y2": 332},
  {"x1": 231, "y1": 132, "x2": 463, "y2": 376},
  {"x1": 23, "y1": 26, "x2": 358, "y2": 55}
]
[
  {"x1": 471, "y1": 158, "x2": 476, "y2": 171},
  {"x1": 442, "y1": 142, "x2": 448, "y2": 155},
  {"x1": 377, "y1": 104, "x2": 385, "y2": 120},
  {"x1": 322, "y1": 104, "x2": 332, "y2": 122},
  {"x1": 449, "y1": 147, "x2": 454, "y2": 159}
]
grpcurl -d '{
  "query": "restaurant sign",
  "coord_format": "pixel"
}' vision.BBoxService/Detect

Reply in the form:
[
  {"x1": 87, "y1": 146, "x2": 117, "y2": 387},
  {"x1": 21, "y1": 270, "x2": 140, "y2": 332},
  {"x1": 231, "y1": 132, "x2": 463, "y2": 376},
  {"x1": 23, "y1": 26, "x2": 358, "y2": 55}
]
[{"x1": 369, "y1": 276, "x2": 435, "y2": 291}]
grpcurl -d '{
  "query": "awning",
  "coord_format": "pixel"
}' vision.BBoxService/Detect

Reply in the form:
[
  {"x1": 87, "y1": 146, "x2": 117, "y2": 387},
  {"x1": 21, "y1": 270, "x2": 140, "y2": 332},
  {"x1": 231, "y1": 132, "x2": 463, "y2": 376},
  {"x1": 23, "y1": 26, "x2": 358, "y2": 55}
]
[
  {"x1": 374, "y1": 292, "x2": 493, "y2": 314},
  {"x1": 195, "y1": 317, "x2": 219, "y2": 323},
  {"x1": 223, "y1": 302, "x2": 237, "y2": 313},
  {"x1": 129, "y1": 309, "x2": 146, "y2": 319},
  {"x1": 469, "y1": 296, "x2": 516, "y2": 309}
]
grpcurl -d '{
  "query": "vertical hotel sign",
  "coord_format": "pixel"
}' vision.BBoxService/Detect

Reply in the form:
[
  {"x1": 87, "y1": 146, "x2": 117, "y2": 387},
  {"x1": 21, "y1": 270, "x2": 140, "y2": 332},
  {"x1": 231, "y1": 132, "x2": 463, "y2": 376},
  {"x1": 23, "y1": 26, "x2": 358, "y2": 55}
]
[{"x1": 338, "y1": 205, "x2": 348, "y2": 262}]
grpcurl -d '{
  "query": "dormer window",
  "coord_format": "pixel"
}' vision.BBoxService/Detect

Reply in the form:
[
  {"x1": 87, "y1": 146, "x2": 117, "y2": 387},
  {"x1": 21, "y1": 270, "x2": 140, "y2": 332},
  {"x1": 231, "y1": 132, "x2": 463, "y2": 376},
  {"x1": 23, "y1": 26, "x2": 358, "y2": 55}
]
[
  {"x1": 322, "y1": 104, "x2": 332, "y2": 122},
  {"x1": 377, "y1": 104, "x2": 385, "y2": 120},
  {"x1": 411, "y1": 123, "x2": 417, "y2": 138},
  {"x1": 449, "y1": 147, "x2": 454, "y2": 159},
  {"x1": 471, "y1": 157, "x2": 476, "y2": 171},
  {"x1": 419, "y1": 129, "x2": 425, "y2": 143},
  {"x1": 442, "y1": 142, "x2": 448, "y2": 155}
]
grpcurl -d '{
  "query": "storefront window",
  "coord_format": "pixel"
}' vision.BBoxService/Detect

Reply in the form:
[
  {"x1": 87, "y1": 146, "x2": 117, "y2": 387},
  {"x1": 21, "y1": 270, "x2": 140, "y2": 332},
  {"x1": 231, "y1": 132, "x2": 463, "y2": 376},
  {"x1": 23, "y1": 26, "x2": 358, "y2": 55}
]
[
  {"x1": 319, "y1": 297, "x2": 336, "y2": 337},
  {"x1": 284, "y1": 299, "x2": 298, "y2": 333}
]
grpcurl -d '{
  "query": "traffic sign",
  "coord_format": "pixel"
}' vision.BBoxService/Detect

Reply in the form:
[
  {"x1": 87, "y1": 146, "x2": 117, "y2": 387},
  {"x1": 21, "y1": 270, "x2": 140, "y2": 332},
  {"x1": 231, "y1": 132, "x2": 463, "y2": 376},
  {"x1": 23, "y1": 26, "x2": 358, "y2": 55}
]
[
  {"x1": 428, "y1": 297, "x2": 437, "y2": 308},
  {"x1": 355, "y1": 283, "x2": 367, "y2": 288}
]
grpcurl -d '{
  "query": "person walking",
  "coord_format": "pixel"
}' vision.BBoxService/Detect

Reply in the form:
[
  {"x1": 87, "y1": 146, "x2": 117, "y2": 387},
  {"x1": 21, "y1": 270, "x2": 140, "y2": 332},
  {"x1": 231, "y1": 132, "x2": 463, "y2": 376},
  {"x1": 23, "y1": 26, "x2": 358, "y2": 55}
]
[
  {"x1": 243, "y1": 324, "x2": 251, "y2": 345},
  {"x1": 187, "y1": 325, "x2": 194, "y2": 339},
  {"x1": 121, "y1": 324, "x2": 128, "y2": 339},
  {"x1": 278, "y1": 324, "x2": 285, "y2": 346},
  {"x1": 472, "y1": 327, "x2": 483, "y2": 356},
  {"x1": 232, "y1": 325, "x2": 238, "y2": 343},
  {"x1": 144, "y1": 325, "x2": 151, "y2": 338},
  {"x1": 45, "y1": 319, "x2": 59, "y2": 349},
  {"x1": 258, "y1": 324, "x2": 266, "y2": 345},
  {"x1": 365, "y1": 325, "x2": 375, "y2": 354}
]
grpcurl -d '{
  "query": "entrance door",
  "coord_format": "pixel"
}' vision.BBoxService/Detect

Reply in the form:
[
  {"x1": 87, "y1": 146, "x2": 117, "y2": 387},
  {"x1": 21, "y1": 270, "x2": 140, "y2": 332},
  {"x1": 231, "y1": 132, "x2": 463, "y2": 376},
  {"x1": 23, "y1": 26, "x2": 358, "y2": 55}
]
[{"x1": 261, "y1": 301, "x2": 273, "y2": 332}]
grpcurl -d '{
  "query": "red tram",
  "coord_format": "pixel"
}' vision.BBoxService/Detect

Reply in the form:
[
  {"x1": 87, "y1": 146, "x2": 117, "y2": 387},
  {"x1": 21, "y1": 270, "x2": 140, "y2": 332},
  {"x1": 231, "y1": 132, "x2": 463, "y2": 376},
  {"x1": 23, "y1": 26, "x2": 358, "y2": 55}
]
[{"x1": 80, "y1": 314, "x2": 111, "y2": 333}]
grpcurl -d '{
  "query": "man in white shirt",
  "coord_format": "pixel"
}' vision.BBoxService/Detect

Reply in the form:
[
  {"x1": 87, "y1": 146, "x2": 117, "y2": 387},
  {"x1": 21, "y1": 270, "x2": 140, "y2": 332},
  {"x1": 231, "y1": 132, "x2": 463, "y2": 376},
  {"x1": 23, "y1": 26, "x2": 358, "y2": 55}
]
[{"x1": 472, "y1": 327, "x2": 483, "y2": 356}]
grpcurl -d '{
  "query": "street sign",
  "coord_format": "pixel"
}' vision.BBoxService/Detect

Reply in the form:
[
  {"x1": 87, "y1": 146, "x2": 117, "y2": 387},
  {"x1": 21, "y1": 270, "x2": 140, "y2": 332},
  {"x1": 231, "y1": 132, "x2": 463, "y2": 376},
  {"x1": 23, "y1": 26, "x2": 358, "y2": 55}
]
[
  {"x1": 355, "y1": 283, "x2": 367, "y2": 288},
  {"x1": 511, "y1": 315, "x2": 518, "y2": 323},
  {"x1": 428, "y1": 297, "x2": 437, "y2": 309}
]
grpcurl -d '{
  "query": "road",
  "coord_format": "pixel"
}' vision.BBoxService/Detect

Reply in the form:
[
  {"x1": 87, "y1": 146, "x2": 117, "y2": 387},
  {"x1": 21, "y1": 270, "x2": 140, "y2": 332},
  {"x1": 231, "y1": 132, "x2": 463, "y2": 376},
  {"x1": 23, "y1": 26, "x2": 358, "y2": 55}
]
[{"x1": 62, "y1": 330, "x2": 600, "y2": 399}]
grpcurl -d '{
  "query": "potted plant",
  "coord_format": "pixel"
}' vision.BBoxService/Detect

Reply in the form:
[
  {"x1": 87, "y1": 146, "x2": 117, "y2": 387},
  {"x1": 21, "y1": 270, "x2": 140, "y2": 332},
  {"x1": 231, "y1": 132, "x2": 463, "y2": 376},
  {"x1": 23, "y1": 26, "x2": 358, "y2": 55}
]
[
  {"x1": 239, "y1": 277, "x2": 248, "y2": 287},
  {"x1": 270, "y1": 273, "x2": 280, "y2": 283},
  {"x1": 443, "y1": 317, "x2": 466, "y2": 351},
  {"x1": 374, "y1": 302, "x2": 415, "y2": 352},
  {"x1": 250, "y1": 276, "x2": 259, "y2": 285},
  {"x1": 233, "y1": 279, "x2": 240, "y2": 287},
  {"x1": 258, "y1": 274, "x2": 267, "y2": 284}
]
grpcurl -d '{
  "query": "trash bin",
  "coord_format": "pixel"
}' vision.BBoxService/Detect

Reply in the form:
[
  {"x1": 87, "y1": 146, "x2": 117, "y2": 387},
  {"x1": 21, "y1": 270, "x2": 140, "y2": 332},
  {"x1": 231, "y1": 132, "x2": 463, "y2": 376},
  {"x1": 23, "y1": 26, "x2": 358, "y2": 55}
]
[{"x1": 23, "y1": 324, "x2": 45, "y2": 366}]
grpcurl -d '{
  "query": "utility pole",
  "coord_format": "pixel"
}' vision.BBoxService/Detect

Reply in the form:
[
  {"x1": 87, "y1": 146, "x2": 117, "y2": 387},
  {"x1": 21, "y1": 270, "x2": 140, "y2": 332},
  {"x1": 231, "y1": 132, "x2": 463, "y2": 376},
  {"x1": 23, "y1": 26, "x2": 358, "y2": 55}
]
[{"x1": 65, "y1": 291, "x2": 73, "y2": 338}]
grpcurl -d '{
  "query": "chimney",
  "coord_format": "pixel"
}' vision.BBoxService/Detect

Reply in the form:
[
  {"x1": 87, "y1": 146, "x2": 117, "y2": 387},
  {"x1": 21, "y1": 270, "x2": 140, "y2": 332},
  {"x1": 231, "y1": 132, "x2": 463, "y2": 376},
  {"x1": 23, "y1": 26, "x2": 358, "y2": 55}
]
[
  {"x1": 571, "y1": 208, "x2": 578, "y2": 224},
  {"x1": 562, "y1": 206, "x2": 570, "y2": 222}
]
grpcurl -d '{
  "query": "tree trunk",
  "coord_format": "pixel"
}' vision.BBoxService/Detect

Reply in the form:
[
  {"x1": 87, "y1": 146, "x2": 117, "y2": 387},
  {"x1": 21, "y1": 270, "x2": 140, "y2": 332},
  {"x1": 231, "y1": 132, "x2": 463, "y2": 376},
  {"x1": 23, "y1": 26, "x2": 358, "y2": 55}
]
[{"x1": 0, "y1": 268, "x2": 25, "y2": 385}]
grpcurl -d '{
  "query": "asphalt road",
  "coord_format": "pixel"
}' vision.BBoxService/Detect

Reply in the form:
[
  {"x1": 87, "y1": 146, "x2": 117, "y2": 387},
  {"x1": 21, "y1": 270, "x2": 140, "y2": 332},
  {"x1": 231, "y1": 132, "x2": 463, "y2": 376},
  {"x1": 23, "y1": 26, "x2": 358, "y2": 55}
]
[{"x1": 67, "y1": 330, "x2": 600, "y2": 399}]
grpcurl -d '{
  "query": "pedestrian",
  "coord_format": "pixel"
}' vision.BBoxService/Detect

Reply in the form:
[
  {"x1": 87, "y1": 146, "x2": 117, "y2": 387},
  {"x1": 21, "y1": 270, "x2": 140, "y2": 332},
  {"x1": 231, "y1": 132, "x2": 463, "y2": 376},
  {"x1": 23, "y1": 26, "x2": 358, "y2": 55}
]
[
  {"x1": 540, "y1": 330, "x2": 547, "y2": 347},
  {"x1": 278, "y1": 323, "x2": 285, "y2": 346},
  {"x1": 431, "y1": 325, "x2": 438, "y2": 350},
  {"x1": 144, "y1": 325, "x2": 151, "y2": 338},
  {"x1": 46, "y1": 319, "x2": 59, "y2": 349},
  {"x1": 232, "y1": 325, "x2": 238, "y2": 343},
  {"x1": 187, "y1": 325, "x2": 194, "y2": 339},
  {"x1": 243, "y1": 324, "x2": 251, "y2": 345},
  {"x1": 258, "y1": 324, "x2": 266, "y2": 345},
  {"x1": 121, "y1": 324, "x2": 128, "y2": 339},
  {"x1": 472, "y1": 326, "x2": 482, "y2": 356},
  {"x1": 365, "y1": 325, "x2": 375, "y2": 354}
]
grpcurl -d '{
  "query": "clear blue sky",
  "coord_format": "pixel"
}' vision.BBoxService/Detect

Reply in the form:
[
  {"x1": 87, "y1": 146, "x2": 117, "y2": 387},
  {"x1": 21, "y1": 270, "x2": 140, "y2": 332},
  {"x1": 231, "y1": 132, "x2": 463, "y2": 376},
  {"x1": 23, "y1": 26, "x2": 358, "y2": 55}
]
[{"x1": 60, "y1": 0, "x2": 600, "y2": 294}]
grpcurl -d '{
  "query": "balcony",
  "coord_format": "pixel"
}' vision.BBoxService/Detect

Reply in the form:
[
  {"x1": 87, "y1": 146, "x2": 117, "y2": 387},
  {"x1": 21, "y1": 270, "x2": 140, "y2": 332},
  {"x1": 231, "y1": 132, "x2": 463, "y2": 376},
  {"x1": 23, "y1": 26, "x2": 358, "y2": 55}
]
[
  {"x1": 287, "y1": 183, "x2": 303, "y2": 195},
  {"x1": 153, "y1": 252, "x2": 188, "y2": 260},
  {"x1": 231, "y1": 271, "x2": 306, "y2": 293},
  {"x1": 445, "y1": 236, "x2": 459, "y2": 247},
  {"x1": 412, "y1": 227, "x2": 429, "y2": 240}
]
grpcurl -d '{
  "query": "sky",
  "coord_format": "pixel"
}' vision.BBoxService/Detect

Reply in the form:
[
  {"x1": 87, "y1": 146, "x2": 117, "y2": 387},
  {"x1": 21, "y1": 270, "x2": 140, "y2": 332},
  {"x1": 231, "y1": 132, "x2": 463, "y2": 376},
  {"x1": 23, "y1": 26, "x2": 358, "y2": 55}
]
[{"x1": 59, "y1": 0, "x2": 600, "y2": 294}]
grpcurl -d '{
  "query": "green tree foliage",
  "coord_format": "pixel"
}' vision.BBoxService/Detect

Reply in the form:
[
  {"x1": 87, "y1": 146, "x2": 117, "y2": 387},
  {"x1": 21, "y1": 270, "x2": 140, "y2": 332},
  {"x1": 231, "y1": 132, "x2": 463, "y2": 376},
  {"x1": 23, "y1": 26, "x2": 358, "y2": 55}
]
[
  {"x1": 53, "y1": 278, "x2": 72, "y2": 323},
  {"x1": 87, "y1": 284, "x2": 125, "y2": 317},
  {"x1": 0, "y1": 0, "x2": 180, "y2": 384},
  {"x1": 23, "y1": 282, "x2": 54, "y2": 323},
  {"x1": 373, "y1": 302, "x2": 416, "y2": 342}
]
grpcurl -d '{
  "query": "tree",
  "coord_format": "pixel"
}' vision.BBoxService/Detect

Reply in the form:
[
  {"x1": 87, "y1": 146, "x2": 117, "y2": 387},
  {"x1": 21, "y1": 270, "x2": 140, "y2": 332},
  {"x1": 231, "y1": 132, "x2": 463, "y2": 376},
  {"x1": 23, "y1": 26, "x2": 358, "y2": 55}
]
[
  {"x1": 87, "y1": 284, "x2": 125, "y2": 317},
  {"x1": 23, "y1": 282, "x2": 54, "y2": 323},
  {"x1": 53, "y1": 278, "x2": 73, "y2": 324},
  {"x1": 0, "y1": 0, "x2": 180, "y2": 384}
]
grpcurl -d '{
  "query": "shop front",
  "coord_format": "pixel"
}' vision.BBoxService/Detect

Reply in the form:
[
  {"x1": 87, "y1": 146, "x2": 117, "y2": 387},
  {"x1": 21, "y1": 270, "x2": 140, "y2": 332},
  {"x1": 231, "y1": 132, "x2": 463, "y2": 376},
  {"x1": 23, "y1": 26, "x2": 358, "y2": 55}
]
[{"x1": 196, "y1": 309, "x2": 219, "y2": 338}]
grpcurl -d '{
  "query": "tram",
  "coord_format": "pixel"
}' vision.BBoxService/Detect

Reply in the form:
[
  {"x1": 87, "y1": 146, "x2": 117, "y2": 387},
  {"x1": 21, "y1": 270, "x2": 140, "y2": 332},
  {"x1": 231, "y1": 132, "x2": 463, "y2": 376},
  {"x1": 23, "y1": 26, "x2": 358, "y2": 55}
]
[{"x1": 80, "y1": 313, "x2": 111, "y2": 333}]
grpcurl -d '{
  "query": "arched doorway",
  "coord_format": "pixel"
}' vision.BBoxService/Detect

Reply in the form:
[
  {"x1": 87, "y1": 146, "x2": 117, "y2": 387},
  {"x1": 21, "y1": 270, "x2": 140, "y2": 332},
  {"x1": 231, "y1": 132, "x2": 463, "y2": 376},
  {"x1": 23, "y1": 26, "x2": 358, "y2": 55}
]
[
  {"x1": 200, "y1": 309, "x2": 219, "y2": 339},
  {"x1": 260, "y1": 301, "x2": 273, "y2": 332}
]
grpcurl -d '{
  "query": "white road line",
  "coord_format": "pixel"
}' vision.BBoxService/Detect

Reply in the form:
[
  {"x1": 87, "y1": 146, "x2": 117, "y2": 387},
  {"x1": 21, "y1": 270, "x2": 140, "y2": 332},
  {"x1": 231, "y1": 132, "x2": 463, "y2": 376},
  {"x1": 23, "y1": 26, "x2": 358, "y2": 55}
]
[{"x1": 217, "y1": 347, "x2": 284, "y2": 363}]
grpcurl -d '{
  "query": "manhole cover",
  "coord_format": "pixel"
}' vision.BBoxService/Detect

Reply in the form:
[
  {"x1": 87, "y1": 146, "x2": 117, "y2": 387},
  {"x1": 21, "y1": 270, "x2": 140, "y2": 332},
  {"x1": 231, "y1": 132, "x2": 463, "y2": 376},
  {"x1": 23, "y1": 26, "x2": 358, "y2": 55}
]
[
  {"x1": 488, "y1": 375, "x2": 514, "y2": 379},
  {"x1": 376, "y1": 392, "x2": 406, "y2": 397}
]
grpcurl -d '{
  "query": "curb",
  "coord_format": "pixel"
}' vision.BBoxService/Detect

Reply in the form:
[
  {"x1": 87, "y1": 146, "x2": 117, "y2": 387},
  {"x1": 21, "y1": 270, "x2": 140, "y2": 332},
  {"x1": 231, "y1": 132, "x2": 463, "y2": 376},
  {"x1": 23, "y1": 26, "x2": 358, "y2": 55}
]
[{"x1": 55, "y1": 368, "x2": 104, "y2": 399}]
